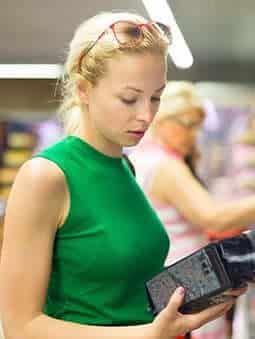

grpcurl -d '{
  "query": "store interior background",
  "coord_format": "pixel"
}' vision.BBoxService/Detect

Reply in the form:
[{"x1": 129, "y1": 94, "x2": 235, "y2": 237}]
[
  {"x1": 1, "y1": 0, "x2": 255, "y2": 275},
  {"x1": 0, "y1": 1, "x2": 255, "y2": 337}
]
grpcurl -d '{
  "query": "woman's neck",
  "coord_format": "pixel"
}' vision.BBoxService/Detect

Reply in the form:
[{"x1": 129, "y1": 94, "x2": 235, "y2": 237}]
[{"x1": 74, "y1": 125, "x2": 123, "y2": 158}]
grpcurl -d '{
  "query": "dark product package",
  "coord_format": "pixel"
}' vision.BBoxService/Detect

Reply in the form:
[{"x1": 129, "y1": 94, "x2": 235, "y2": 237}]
[{"x1": 146, "y1": 230, "x2": 255, "y2": 314}]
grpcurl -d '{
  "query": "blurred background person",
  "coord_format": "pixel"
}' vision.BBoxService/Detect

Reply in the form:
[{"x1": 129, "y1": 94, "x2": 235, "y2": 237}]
[{"x1": 130, "y1": 81, "x2": 255, "y2": 339}]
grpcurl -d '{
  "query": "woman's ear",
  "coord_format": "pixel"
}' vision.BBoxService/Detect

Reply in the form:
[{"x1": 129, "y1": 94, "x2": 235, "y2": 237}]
[{"x1": 76, "y1": 78, "x2": 90, "y2": 105}]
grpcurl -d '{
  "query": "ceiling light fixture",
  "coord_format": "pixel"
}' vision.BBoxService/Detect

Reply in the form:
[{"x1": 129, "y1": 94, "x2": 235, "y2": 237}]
[
  {"x1": 0, "y1": 64, "x2": 63, "y2": 79},
  {"x1": 142, "y1": 0, "x2": 194, "y2": 68}
]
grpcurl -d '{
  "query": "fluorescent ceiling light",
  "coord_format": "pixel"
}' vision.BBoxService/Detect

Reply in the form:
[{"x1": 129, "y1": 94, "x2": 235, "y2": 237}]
[
  {"x1": 142, "y1": 0, "x2": 194, "y2": 69},
  {"x1": 0, "y1": 64, "x2": 63, "y2": 79}
]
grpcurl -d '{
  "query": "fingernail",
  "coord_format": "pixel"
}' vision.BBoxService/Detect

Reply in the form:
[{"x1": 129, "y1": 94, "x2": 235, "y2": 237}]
[
  {"x1": 224, "y1": 302, "x2": 234, "y2": 310},
  {"x1": 177, "y1": 287, "x2": 185, "y2": 295}
]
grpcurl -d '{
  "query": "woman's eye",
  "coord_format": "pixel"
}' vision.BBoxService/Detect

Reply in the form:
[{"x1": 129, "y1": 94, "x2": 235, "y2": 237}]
[
  {"x1": 151, "y1": 97, "x2": 161, "y2": 102},
  {"x1": 121, "y1": 98, "x2": 137, "y2": 105}
]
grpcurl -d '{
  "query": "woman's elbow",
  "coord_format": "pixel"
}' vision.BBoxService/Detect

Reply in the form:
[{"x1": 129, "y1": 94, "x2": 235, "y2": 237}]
[
  {"x1": 1, "y1": 317, "x2": 33, "y2": 339},
  {"x1": 1, "y1": 321, "x2": 19, "y2": 339}
]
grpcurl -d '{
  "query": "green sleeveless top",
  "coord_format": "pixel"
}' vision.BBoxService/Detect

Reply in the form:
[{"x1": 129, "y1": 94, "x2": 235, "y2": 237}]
[{"x1": 36, "y1": 136, "x2": 169, "y2": 326}]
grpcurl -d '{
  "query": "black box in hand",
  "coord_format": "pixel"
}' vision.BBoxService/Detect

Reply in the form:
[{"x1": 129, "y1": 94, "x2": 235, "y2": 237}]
[{"x1": 146, "y1": 230, "x2": 255, "y2": 314}]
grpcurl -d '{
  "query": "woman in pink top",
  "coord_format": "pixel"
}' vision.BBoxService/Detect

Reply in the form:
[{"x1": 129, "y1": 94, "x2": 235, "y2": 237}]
[
  {"x1": 130, "y1": 134, "x2": 206, "y2": 266},
  {"x1": 130, "y1": 81, "x2": 255, "y2": 339}
]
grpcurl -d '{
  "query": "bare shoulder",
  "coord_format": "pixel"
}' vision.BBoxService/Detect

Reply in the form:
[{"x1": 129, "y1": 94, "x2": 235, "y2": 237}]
[
  {"x1": 6, "y1": 157, "x2": 68, "y2": 230},
  {"x1": 14, "y1": 157, "x2": 67, "y2": 193},
  {"x1": 150, "y1": 156, "x2": 187, "y2": 199},
  {"x1": 158, "y1": 156, "x2": 191, "y2": 180}
]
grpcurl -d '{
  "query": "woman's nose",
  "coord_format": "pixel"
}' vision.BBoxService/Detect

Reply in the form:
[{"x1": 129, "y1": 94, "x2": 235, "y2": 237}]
[{"x1": 136, "y1": 103, "x2": 156, "y2": 123}]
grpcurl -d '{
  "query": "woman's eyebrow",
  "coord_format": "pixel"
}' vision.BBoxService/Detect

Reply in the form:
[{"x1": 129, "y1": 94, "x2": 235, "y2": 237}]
[
  {"x1": 156, "y1": 84, "x2": 166, "y2": 92},
  {"x1": 123, "y1": 84, "x2": 166, "y2": 93}
]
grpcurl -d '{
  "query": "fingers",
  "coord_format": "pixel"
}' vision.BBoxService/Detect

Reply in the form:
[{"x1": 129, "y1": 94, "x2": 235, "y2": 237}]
[
  {"x1": 154, "y1": 288, "x2": 235, "y2": 337},
  {"x1": 186, "y1": 300, "x2": 234, "y2": 330},
  {"x1": 155, "y1": 287, "x2": 188, "y2": 336},
  {"x1": 164, "y1": 287, "x2": 185, "y2": 318},
  {"x1": 227, "y1": 286, "x2": 248, "y2": 297}
]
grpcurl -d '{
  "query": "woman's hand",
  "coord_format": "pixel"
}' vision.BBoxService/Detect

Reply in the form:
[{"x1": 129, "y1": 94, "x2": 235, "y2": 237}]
[
  {"x1": 224, "y1": 285, "x2": 248, "y2": 298},
  {"x1": 150, "y1": 286, "x2": 247, "y2": 339}
]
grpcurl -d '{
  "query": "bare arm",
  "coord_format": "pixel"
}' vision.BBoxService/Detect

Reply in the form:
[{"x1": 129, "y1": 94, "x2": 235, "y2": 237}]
[
  {"x1": 0, "y1": 158, "x2": 241, "y2": 339},
  {"x1": 150, "y1": 157, "x2": 255, "y2": 231},
  {"x1": 0, "y1": 158, "x2": 151, "y2": 339}
]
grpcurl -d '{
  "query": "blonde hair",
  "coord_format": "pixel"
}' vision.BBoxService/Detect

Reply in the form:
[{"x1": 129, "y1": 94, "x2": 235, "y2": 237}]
[
  {"x1": 58, "y1": 12, "x2": 170, "y2": 134},
  {"x1": 154, "y1": 81, "x2": 205, "y2": 122},
  {"x1": 151, "y1": 81, "x2": 206, "y2": 168}
]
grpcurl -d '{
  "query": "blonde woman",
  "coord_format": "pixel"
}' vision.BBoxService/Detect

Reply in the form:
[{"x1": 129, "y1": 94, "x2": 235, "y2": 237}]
[{"x1": 0, "y1": 13, "x2": 244, "y2": 339}]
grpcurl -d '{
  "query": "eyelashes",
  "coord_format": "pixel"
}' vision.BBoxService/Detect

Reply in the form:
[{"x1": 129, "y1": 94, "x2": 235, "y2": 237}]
[
  {"x1": 121, "y1": 97, "x2": 161, "y2": 105},
  {"x1": 121, "y1": 98, "x2": 137, "y2": 105},
  {"x1": 151, "y1": 97, "x2": 161, "y2": 102}
]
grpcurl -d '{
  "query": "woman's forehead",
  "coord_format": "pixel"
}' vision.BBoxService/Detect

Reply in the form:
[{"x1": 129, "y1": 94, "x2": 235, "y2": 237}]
[{"x1": 103, "y1": 53, "x2": 167, "y2": 83}]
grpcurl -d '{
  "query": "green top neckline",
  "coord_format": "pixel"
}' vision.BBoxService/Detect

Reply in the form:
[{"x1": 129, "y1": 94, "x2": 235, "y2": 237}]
[{"x1": 67, "y1": 135, "x2": 123, "y2": 168}]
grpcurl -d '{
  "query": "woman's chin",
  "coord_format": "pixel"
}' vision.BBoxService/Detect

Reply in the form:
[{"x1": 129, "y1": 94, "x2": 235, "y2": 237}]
[{"x1": 123, "y1": 140, "x2": 141, "y2": 147}]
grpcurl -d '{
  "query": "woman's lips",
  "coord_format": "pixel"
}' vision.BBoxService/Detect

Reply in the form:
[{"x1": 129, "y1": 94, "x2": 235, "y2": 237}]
[{"x1": 127, "y1": 130, "x2": 145, "y2": 138}]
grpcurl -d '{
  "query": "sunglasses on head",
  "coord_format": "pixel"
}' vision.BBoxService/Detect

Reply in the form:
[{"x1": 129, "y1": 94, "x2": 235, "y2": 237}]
[{"x1": 77, "y1": 20, "x2": 171, "y2": 73}]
